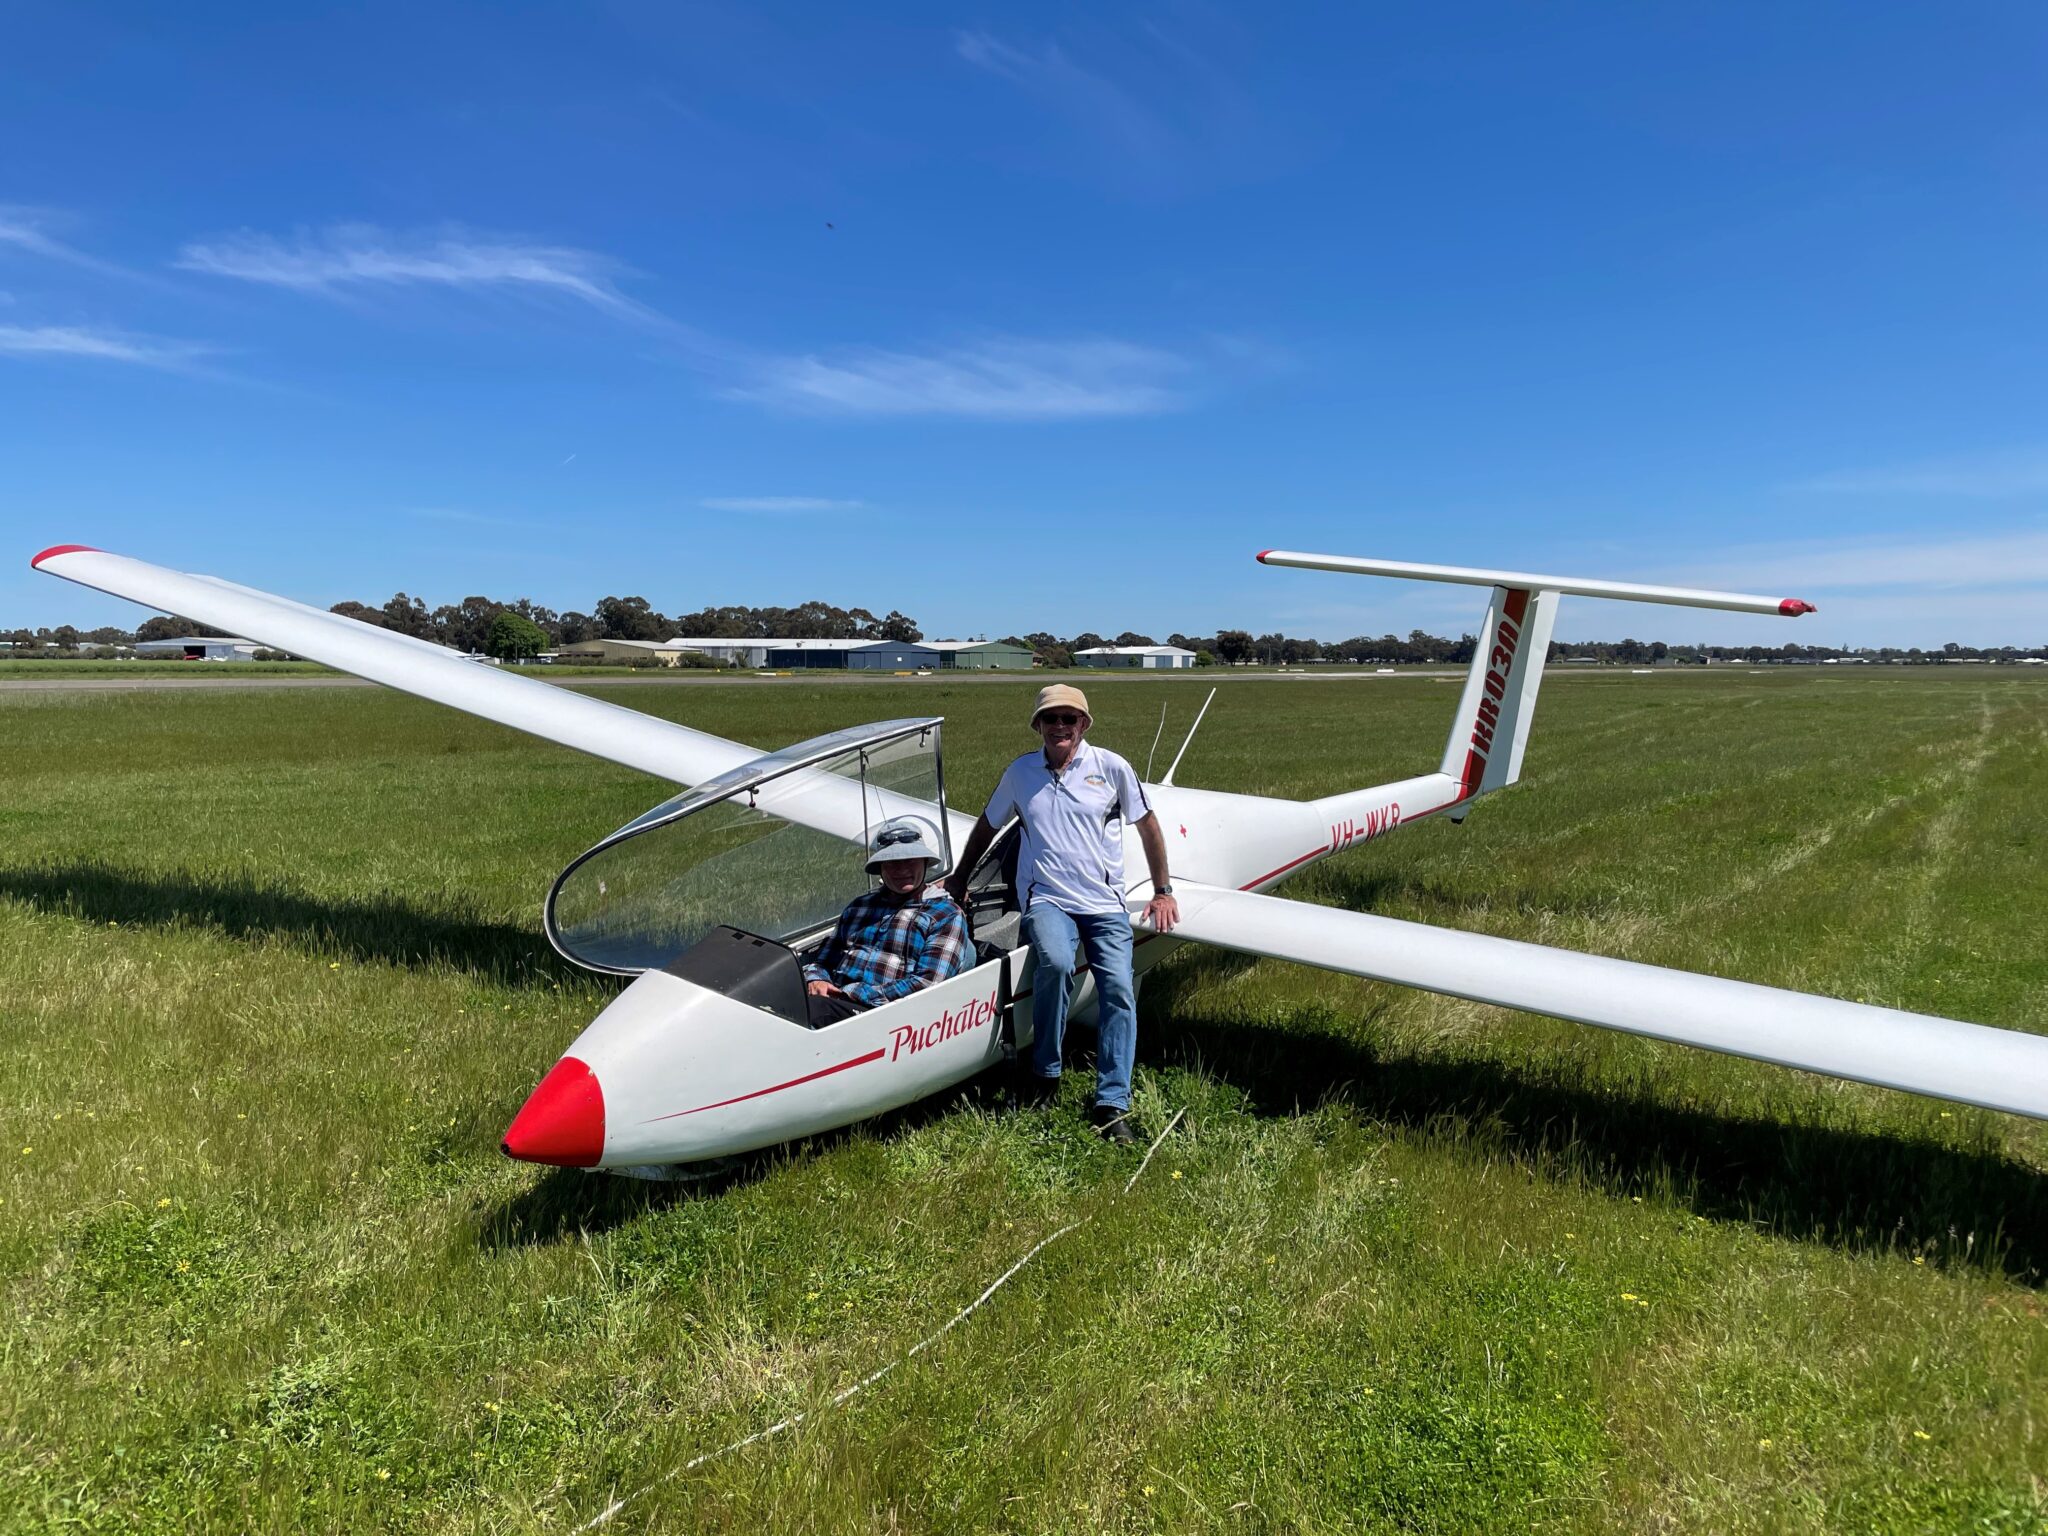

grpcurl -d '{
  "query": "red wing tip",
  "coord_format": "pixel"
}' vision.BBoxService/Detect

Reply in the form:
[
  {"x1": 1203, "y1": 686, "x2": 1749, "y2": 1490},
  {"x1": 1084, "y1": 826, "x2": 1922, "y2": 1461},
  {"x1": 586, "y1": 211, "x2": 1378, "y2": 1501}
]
[
  {"x1": 1255, "y1": 549, "x2": 1274, "y2": 563},
  {"x1": 31, "y1": 543, "x2": 100, "y2": 569},
  {"x1": 1779, "y1": 598, "x2": 1817, "y2": 617}
]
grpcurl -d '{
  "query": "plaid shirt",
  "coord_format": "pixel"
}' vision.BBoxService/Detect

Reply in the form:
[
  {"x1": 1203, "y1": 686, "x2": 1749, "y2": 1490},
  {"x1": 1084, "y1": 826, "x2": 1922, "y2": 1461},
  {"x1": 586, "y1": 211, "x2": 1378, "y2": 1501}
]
[{"x1": 803, "y1": 888, "x2": 973, "y2": 1009}]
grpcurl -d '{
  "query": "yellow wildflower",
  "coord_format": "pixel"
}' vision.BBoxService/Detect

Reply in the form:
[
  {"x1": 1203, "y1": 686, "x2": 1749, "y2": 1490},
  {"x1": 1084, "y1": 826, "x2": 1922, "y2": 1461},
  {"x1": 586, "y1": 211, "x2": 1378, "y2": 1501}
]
[
  {"x1": 1913, "y1": 1430, "x2": 1930, "y2": 1441},
  {"x1": 156, "y1": 1197, "x2": 171, "y2": 1208}
]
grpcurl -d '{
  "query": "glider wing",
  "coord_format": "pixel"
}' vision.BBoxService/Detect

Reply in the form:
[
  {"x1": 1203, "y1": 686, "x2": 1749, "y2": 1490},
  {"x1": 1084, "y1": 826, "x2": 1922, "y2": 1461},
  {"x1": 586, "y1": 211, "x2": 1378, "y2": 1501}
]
[
  {"x1": 30, "y1": 544, "x2": 758, "y2": 787},
  {"x1": 1157, "y1": 881, "x2": 2048, "y2": 1120}
]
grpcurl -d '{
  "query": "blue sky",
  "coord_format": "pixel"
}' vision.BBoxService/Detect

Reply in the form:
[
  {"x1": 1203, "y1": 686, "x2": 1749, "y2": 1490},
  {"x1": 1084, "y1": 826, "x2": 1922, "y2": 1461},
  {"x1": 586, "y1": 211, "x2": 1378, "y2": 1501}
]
[{"x1": 4, "y1": 2, "x2": 2046, "y2": 646}]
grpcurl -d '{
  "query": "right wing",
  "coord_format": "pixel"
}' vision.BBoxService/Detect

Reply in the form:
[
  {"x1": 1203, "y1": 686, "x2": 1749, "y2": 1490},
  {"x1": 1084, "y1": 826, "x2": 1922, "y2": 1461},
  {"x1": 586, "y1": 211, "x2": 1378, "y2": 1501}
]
[
  {"x1": 1158, "y1": 880, "x2": 2048, "y2": 1120},
  {"x1": 31, "y1": 544, "x2": 757, "y2": 787}
]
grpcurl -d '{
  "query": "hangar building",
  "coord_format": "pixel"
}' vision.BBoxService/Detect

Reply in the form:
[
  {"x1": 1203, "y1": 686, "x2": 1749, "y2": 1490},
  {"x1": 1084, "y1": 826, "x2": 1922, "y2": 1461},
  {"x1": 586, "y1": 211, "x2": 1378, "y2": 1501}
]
[
  {"x1": 928, "y1": 639, "x2": 1034, "y2": 670},
  {"x1": 765, "y1": 639, "x2": 945, "y2": 670},
  {"x1": 1075, "y1": 644, "x2": 1198, "y2": 670},
  {"x1": 135, "y1": 636, "x2": 264, "y2": 661}
]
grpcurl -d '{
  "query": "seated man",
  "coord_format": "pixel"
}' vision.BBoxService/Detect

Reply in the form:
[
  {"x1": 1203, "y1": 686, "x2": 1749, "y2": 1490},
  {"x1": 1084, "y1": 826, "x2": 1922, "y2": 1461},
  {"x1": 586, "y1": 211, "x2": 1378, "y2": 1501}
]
[{"x1": 803, "y1": 819, "x2": 973, "y2": 1026}]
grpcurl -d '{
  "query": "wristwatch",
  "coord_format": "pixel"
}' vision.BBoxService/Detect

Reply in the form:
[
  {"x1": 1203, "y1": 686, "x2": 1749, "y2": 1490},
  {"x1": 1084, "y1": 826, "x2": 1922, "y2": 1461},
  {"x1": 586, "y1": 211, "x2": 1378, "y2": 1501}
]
[{"x1": 1154, "y1": 883, "x2": 1174, "y2": 896}]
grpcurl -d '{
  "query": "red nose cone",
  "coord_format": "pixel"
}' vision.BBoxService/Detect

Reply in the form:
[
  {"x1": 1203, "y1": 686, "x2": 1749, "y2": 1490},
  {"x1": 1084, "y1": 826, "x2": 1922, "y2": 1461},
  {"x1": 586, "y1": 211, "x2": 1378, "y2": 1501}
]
[{"x1": 502, "y1": 1056, "x2": 605, "y2": 1167}]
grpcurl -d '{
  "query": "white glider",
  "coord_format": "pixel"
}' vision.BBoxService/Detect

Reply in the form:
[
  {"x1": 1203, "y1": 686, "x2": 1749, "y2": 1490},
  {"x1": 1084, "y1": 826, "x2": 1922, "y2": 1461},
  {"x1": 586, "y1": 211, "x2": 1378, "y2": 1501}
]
[{"x1": 30, "y1": 541, "x2": 2048, "y2": 1170}]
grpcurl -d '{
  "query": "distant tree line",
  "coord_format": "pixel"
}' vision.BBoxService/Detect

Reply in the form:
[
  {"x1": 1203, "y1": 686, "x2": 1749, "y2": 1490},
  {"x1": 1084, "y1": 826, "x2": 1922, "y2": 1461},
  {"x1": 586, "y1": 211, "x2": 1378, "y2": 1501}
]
[
  {"x1": 6, "y1": 607, "x2": 2044, "y2": 668},
  {"x1": 317, "y1": 592, "x2": 925, "y2": 655}
]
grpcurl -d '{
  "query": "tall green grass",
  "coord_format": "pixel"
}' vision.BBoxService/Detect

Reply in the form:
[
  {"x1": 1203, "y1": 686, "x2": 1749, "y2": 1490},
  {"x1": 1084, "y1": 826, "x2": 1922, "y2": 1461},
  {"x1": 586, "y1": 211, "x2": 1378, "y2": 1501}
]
[{"x1": 2, "y1": 670, "x2": 2045, "y2": 1533}]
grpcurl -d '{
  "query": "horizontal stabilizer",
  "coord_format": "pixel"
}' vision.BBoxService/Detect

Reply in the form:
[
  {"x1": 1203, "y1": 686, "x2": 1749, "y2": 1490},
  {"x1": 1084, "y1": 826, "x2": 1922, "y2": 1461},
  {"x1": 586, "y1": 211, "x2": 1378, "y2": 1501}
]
[
  {"x1": 1155, "y1": 881, "x2": 2048, "y2": 1120},
  {"x1": 1255, "y1": 551, "x2": 1816, "y2": 617}
]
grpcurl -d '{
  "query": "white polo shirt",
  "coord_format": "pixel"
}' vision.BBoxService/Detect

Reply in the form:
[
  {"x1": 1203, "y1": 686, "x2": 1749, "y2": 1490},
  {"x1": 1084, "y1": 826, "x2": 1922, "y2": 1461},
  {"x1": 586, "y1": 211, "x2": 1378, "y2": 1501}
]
[{"x1": 982, "y1": 739, "x2": 1154, "y2": 916}]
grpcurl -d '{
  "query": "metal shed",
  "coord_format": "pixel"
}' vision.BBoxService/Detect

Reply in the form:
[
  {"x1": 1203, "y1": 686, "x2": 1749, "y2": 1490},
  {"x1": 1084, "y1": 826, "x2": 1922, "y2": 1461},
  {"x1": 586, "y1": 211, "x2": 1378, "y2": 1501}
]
[
  {"x1": 1075, "y1": 644, "x2": 1198, "y2": 670},
  {"x1": 766, "y1": 639, "x2": 944, "y2": 670},
  {"x1": 134, "y1": 636, "x2": 264, "y2": 661},
  {"x1": 928, "y1": 640, "x2": 1034, "y2": 670}
]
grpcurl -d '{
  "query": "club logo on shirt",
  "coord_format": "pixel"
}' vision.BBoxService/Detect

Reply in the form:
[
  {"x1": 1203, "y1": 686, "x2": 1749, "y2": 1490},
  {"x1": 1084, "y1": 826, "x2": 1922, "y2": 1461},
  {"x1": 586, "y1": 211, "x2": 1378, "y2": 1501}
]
[{"x1": 1084, "y1": 775, "x2": 1106, "y2": 787}]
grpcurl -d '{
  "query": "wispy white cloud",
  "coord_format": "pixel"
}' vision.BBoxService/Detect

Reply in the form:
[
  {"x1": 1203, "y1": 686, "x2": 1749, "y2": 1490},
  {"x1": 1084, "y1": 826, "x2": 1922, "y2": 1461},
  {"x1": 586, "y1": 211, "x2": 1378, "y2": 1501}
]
[
  {"x1": 699, "y1": 496, "x2": 865, "y2": 512},
  {"x1": 956, "y1": 31, "x2": 1176, "y2": 171},
  {"x1": 176, "y1": 224, "x2": 663, "y2": 325},
  {"x1": 1783, "y1": 448, "x2": 2048, "y2": 499},
  {"x1": 1647, "y1": 528, "x2": 2048, "y2": 594},
  {"x1": 0, "y1": 207, "x2": 69, "y2": 259},
  {"x1": 164, "y1": 220, "x2": 1216, "y2": 421},
  {"x1": 735, "y1": 336, "x2": 1190, "y2": 419},
  {"x1": 0, "y1": 204, "x2": 154, "y2": 282},
  {"x1": 954, "y1": 24, "x2": 1254, "y2": 191},
  {"x1": 0, "y1": 323, "x2": 210, "y2": 370},
  {"x1": 0, "y1": 206, "x2": 97, "y2": 267}
]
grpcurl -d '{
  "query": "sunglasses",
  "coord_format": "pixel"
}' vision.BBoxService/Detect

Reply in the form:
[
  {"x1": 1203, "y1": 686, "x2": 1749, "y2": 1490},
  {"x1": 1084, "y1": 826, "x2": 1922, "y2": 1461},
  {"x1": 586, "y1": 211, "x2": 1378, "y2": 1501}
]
[
  {"x1": 1038, "y1": 712, "x2": 1084, "y2": 726},
  {"x1": 874, "y1": 825, "x2": 922, "y2": 847}
]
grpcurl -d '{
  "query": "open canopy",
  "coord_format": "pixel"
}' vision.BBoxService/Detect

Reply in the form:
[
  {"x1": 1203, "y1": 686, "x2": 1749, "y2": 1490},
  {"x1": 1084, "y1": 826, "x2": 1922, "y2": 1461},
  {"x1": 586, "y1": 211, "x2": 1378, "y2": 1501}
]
[{"x1": 544, "y1": 717, "x2": 951, "y2": 976}]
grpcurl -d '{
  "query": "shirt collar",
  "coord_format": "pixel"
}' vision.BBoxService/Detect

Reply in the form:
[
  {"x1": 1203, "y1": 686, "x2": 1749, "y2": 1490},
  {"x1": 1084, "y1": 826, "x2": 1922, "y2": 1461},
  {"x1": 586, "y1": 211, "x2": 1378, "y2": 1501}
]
[{"x1": 1042, "y1": 737, "x2": 1093, "y2": 774}]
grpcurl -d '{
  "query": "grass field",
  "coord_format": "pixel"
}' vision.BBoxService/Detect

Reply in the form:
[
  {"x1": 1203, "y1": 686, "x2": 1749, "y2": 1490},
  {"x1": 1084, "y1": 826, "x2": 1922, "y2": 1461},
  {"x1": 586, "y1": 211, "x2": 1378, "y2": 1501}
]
[{"x1": 4, "y1": 669, "x2": 2046, "y2": 1534}]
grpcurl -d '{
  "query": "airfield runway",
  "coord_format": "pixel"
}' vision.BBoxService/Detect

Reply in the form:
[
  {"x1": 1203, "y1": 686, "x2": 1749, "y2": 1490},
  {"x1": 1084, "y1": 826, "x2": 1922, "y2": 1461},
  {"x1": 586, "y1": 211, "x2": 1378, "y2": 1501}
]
[{"x1": 0, "y1": 666, "x2": 1467, "y2": 692}]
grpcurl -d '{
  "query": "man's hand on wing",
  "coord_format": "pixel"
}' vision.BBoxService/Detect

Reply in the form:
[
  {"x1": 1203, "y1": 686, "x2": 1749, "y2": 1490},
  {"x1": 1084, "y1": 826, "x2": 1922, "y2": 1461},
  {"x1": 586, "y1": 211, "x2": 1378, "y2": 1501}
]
[{"x1": 1143, "y1": 892, "x2": 1180, "y2": 932}]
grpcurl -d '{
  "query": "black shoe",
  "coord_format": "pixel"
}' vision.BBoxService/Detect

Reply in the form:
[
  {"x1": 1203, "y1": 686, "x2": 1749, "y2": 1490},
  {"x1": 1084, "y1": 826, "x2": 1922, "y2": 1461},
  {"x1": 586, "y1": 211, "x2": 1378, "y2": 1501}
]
[
  {"x1": 1012, "y1": 1070, "x2": 1060, "y2": 1108},
  {"x1": 1090, "y1": 1104, "x2": 1142, "y2": 1145}
]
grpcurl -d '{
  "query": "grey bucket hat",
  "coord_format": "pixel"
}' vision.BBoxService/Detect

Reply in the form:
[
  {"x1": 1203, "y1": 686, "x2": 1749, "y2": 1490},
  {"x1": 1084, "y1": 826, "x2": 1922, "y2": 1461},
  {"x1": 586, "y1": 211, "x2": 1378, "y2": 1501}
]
[{"x1": 865, "y1": 817, "x2": 945, "y2": 877}]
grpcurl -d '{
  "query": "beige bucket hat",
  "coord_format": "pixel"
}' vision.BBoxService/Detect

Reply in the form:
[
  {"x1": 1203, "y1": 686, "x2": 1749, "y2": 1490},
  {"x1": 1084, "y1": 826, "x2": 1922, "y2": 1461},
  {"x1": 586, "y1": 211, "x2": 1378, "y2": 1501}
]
[{"x1": 1031, "y1": 683, "x2": 1091, "y2": 725}]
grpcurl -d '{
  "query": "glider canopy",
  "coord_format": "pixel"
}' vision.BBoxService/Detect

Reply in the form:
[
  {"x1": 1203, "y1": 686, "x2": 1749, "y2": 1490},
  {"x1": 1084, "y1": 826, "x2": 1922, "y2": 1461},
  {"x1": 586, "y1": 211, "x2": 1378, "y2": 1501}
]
[{"x1": 545, "y1": 717, "x2": 953, "y2": 976}]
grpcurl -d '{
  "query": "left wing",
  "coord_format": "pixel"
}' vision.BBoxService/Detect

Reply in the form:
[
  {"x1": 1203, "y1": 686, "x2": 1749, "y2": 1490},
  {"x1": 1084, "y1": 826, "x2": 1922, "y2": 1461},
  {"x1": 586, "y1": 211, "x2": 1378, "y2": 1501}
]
[
  {"x1": 32, "y1": 544, "x2": 757, "y2": 787},
  {"x1": 1156, "y1": 881, "x2": 2048, "y2": 1120}
]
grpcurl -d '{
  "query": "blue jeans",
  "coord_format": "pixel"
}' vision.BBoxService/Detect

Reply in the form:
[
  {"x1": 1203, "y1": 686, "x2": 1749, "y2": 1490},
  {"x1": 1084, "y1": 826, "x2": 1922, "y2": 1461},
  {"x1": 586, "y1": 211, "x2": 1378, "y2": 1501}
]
[{"x1": 1022, "y1": 904, "x2": 1137, "y2": 1112}]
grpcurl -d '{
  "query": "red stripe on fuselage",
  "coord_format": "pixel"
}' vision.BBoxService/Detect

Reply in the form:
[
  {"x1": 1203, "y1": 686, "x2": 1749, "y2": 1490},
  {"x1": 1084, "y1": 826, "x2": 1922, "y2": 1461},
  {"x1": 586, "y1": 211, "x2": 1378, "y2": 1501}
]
[
  {"x1": 1241, "y1": 845, "x2": 1329, "y2": 890},
  {"x1": 643, "y1": 1047, "x2": 887, "y2": 1122}
]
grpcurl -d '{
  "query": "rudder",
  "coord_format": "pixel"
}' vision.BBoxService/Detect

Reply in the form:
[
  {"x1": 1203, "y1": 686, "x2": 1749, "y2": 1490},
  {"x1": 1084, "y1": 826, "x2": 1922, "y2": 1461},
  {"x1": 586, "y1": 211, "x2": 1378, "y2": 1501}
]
[{"x1": 1438, "y1": 586, "x2": 1559, "y2": 817}]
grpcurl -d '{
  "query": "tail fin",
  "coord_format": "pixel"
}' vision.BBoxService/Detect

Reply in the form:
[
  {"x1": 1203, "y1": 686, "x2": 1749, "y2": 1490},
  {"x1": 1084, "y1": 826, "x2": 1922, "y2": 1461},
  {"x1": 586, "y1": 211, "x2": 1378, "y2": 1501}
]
[
  {"x1": 1256, "y1": 550, "x2": 1816, "y2": 820},
  {"x1": 1439, "y1": 584, "x2": 1559, "y2": 817}
]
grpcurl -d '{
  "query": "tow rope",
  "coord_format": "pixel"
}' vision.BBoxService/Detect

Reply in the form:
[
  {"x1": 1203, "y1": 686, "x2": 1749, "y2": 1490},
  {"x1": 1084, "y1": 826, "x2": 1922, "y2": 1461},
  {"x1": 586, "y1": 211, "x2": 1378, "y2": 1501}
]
[{"x1": 570, "y1": 1107, "x2": 1188, "y2": 1531}]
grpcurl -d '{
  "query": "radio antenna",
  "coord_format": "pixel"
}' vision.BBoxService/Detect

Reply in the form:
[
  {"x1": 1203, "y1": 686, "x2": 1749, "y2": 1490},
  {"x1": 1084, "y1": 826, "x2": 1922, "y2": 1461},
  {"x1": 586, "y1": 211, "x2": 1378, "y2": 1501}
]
[
  {"x1": 1160, "y1": 688, "x2": 1216, "y2": 786},
  {"x1": 1144, "y1": 699, "x2": 1168, "y2": 781}
]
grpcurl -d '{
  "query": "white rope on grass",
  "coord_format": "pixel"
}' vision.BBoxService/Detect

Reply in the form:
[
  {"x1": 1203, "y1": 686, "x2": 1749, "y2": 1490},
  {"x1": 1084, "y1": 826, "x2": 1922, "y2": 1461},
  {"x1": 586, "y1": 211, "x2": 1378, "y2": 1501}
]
[{"x1": 569, "y1": 1107, "x2": 1188, "y2": 1533}]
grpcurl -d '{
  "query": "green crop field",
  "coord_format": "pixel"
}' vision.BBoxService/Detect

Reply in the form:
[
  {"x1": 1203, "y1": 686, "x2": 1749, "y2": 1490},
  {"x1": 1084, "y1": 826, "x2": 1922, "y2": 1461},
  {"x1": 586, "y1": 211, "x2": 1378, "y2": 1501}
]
[{"x1": 4, "y1": 669, "x2": 2046, "y2": 1534}]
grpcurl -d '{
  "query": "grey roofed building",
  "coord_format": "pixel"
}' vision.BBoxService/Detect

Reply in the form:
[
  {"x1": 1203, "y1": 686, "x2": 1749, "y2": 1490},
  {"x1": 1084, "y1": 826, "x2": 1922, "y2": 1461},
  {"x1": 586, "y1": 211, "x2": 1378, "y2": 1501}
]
[
  {"x1": 926, "y1": 639, "x2": 1034, "y2": 670},
  {"x1": 134, "y1": 636, "x2": 264, "y2": 661},
  {"x1": 1075, "y1": 644, "x2": 1198, "y2": 670},
  {"x1": 766, "y1": 639, "x2": 945, "y2": 670},
  {"x1": 664, "y1": 637, "x2": 772, "y2": 668}
]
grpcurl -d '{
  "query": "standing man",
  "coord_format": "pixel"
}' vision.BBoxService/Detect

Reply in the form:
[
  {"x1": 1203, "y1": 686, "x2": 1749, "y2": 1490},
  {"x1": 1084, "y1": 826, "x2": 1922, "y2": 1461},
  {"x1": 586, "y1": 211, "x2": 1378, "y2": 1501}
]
[{"x1": 945, "y1": 685, "x2": 1178, "y2": 1143}]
